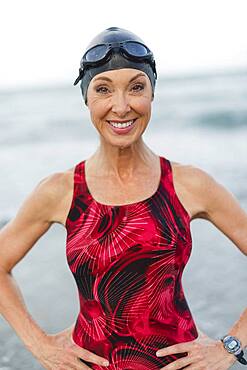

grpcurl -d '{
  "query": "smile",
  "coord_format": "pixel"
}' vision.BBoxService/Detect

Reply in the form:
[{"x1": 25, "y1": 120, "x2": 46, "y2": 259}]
[{"x1": 107, "y1": 119, "x2": 136, "y2": 128}]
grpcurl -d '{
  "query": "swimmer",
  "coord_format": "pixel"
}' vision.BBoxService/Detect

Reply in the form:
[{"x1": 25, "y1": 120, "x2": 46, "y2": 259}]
[{"x1": 0, "y1": 26, "x2": 246, "y2": 370}]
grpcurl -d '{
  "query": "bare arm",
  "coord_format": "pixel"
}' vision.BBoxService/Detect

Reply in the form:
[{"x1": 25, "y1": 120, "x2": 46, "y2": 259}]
[
  {"x1": 228, "y1": 308, "x2": 247, "y2": 348},
  {"x1": 192, "y1": 166, "x2": 247, "y2": 346},
  {"x1": 0, "y1": 172, "x2": 110, "y2": 369},
  {"x1": 0, "y1": 174, "x2": 60, "y2": 352},
  {"x1": 193, "y1": 166, "x2": 247, "y2": 256},
  {"x1": 195, "y1": 309, "x2": 247, "y2": 349}
]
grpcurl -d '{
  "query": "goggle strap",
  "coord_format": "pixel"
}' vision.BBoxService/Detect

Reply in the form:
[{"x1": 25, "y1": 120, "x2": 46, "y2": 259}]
[
  {"x1": 73, "y1": 68, "x2": 84, "y2": 86},
  {"x1": 152, "y1": 60, "x2": 157, "y2": 79}
]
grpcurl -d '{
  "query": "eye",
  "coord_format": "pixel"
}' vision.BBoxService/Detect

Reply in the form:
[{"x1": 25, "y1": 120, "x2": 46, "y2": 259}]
[
  {"x1": 95, "y1": 86, "x2": 110, "y2": 94},
  {"x1": 131, "y1": 83, "x2": 145, "y2": 92}
]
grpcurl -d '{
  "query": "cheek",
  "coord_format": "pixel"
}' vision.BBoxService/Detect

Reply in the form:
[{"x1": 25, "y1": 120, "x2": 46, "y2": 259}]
[
  {"x1": 133, "y1": 98, "x2": 152, "y2": 117},
  {"x1": 88, "y1": 100, "x2": 110, "y2": 122}
]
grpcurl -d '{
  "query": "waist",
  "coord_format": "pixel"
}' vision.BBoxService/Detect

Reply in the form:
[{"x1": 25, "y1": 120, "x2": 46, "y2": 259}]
[{"x1": 74, "y1": 328, "x2": 197, "y2": 370}]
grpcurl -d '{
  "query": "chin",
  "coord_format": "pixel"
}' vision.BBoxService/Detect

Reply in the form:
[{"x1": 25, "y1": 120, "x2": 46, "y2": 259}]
[{"x1": 104, "y1": 134, "x2": 139, "y2": 148}]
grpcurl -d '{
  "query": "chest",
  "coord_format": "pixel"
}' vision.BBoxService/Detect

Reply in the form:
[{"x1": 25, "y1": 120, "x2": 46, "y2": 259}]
[{"x1": 85, "y1": 170, "x2": 161, "y2": 206}]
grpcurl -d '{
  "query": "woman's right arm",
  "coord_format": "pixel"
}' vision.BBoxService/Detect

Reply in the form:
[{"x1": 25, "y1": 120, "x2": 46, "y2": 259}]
[
  {"x1": 0, "y1": 175, "x2": 57, "y2": 351},
  {"x1": 0, "y1": 173, "x2": 109, "y2": 369}
]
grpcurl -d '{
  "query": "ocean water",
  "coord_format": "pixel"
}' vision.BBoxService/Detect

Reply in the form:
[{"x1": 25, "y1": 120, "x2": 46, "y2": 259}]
[
  {"x1": 1, "y1": 69, "x2": 247, "y2": 224},
  {"x1": 0, "y1": 69, "x2": 246, "y2": 369}
]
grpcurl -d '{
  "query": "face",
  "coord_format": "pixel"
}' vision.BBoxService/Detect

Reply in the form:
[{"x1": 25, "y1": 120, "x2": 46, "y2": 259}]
[{"x1": 86, "y1": 68, "x2": 153, "y2": 148}]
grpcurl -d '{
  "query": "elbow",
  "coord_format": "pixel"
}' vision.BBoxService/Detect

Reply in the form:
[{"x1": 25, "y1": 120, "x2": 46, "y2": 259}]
[{"x1": 0, "y1": 264, "x2": 13, "y2": 275}]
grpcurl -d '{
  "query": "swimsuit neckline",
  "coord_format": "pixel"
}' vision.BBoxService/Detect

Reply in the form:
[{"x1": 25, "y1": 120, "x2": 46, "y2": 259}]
[{"x1": 83, "y1": 156, "x2": 164, "y2": 208}]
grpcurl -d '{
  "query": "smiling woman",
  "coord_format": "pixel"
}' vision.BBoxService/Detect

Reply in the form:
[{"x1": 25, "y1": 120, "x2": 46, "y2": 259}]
[
  {"x1": 86, "y1": 69, "x2": 152, "y2": 145},
  {"x1": 0, "y1": 26, "x2": 246, "y2": 370}
]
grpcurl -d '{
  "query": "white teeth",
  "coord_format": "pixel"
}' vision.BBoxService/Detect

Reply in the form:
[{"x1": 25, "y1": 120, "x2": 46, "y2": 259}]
[{"x1": 108, "y1": 120, "x2": 135, "y2": 128}]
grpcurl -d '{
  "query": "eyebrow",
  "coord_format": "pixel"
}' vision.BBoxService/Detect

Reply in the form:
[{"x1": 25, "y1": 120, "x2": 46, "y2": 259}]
[{"x1": 93, "y1": 72, "x2": 146, "y2": 83}]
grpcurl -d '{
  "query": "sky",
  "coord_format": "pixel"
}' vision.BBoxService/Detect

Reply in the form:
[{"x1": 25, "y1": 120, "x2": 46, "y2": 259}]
[{"x1": 1, "y1": 0, "x2": 247, "y2": 89}]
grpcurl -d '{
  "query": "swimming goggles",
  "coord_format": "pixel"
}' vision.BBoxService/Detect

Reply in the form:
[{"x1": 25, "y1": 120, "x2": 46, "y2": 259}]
[{"x1": 73, "y1": 41, "x2": 157, "y2": 85}]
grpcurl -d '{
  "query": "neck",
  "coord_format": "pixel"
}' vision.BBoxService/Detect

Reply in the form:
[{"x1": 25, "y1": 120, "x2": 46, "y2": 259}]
[{"x1": 88, "y1": 138, "x2": 157, "y2": 179}]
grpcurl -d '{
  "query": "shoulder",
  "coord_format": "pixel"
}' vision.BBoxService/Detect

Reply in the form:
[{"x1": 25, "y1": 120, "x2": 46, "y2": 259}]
[
  {"x1": 170, "y1": 160, "x2": 214, "y2": 187},
  {"x1": 169, "y1": 160, "x2": 247, "y2": 256},
  {"x1": 0, "y1": 167, "x2": 75, "y2": 272},
  {"x1": 38, "y1": 167, "x2": 74, "y2": 196},
  {"x1": 35, "y1": 168, "x2": 74, "y2": 200},
  {"x1": 170, "y1": 160, "x2": 221, "y2": 220},
  {"x1": 28, "y1": 167, "x2": 75, "y2": 224}
]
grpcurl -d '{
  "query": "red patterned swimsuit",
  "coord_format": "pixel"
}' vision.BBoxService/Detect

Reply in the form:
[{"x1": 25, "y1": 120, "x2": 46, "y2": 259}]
[{"x1": 65, "y1": 156, "x2": 198, "y2": 369}]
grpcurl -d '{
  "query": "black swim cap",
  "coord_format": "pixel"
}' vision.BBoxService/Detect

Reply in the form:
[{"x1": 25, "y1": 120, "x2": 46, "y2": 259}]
[{"x1": 74, "y1": 27, "x2": 157, "y2": 104}]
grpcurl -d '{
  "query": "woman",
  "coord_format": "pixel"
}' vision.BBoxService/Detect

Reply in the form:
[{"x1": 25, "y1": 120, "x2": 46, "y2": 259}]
[{"x1": 0, "y1": 27, "x2": 246, "y2": 370}]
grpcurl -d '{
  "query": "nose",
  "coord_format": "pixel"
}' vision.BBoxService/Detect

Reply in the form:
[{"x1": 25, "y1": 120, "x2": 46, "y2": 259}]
[{"x1": 111, "y1": 91, "x2": 131, "y2": 117}]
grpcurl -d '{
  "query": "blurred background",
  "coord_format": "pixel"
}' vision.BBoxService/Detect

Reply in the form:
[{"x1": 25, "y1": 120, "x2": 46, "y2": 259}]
[{"x1": 0, "y1": 0, "x2": 246, "y2": 368}]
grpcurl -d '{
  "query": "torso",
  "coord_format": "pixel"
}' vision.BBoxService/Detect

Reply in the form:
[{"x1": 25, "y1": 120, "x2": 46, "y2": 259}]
[
  {"x1": 53, "y1": 157, "x2": 205, "y2": 227},
  {"x1": 64, "y1": 155, "x2": 199, "y2": 368}
]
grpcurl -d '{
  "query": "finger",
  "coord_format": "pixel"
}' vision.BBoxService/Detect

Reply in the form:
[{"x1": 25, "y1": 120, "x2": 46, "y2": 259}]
[
  {"x1": 77, "y1": 357, "x2": 93, "y2": 369},
  {"x1": 64, "y1": 356, "x2": 92, "y2": 370},
  {"x1": 66, "y1": 361, "x2": 91, "y2": 370},
  {"x1": 61, "y1": 356, "x2": 92, "y2": 370},
  {"x1": 156, "y1": 342, "x2": 196, "y2": 357},
  {"x1": 160, "y1": 354, "x2": 192, "y2": 369},
  {"x1": 72, "y1": 347, "x2": 109, "y2": 367},
  {"x1": 178, "y1": 366, "x2": 203, "y2": 370}
]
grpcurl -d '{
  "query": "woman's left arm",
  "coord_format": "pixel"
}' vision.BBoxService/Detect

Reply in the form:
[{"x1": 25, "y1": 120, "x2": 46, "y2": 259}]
[
  {"x1": 228, "y1": 308, "x2": 247, "y2": 348},
  {"x1": 156, "y1": 167, "x2": 247, "y2": 369},
  {"x1": 156, "y1": 309, "x2": 247, "y2": 370},
  {"x1": 196, "y1": 307, "x2": 247, "y2": 348}
]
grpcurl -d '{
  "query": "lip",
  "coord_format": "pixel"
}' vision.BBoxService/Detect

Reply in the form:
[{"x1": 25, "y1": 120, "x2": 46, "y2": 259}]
[
  {"x1": 107, "y1": 119, "x2": 136, "y2": 123},
  {"x1": 107, "y1": 119, "x2": 137, "y2": 135}
]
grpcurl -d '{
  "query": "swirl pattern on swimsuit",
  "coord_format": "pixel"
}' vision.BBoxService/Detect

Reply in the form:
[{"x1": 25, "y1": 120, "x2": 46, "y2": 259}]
[{"x1": 65, "y1": 156, "x2": 198, "y2": 369}]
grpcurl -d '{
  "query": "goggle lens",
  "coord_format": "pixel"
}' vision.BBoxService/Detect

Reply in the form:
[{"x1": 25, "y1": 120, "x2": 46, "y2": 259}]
[
  {"x1": 124, "y1": 42, "x2": 149, "y2": 57},
  {"x1": 84, "y1": 44, "x2": 108, "y2": 62},
  {"x1": 83, "y1": 41, "x2": 151, "y2": 64},
  {"x1": 74, "y1": 41, "x2": 156, "y2": 86}
]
